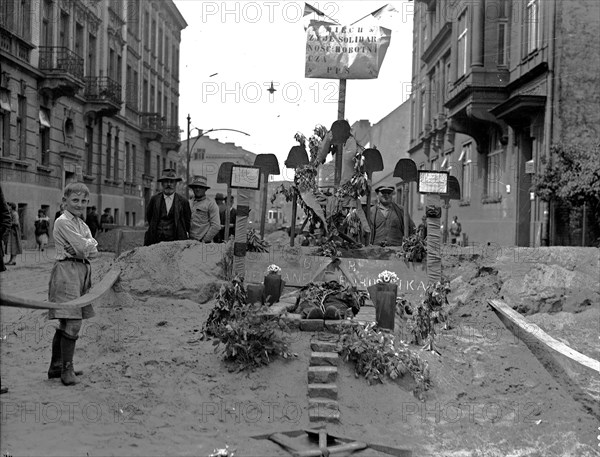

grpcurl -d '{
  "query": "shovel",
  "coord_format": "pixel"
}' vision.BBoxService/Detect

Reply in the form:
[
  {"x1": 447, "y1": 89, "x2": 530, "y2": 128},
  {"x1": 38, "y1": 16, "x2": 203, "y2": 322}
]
[{"x1": 217, "y1": 162, "x2": 234, "y2": 239}]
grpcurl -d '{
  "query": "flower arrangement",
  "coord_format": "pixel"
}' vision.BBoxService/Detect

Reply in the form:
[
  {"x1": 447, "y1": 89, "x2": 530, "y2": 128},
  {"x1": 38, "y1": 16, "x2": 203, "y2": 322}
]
[
  {"x1": 377, "y1": 270, "x2": 399, "y2": 284},
  {"x1": 266, "y1": 264, "x2": 281, "y2": 274}
]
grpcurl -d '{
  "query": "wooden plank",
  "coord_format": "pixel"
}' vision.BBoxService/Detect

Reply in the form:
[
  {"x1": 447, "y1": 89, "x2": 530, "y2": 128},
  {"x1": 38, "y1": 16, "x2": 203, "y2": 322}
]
[
  {"x1": 0, "y1": 268, "x2": 121, "y2": 310},
  {"x1": 489, "y1": 299, "x2": 600, "y2": 374}
]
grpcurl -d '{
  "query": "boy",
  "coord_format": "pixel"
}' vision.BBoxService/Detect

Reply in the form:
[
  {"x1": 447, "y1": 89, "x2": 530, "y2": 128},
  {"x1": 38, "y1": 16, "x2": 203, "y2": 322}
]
[{"x1": 47, "y1": 183, "x2": 98, "y2": 386}]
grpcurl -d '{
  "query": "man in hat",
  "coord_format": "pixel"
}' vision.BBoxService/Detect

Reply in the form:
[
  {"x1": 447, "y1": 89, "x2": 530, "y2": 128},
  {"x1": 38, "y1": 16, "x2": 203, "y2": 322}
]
[
  {"x1": 144, "y1": 168, "x2": 191, "y2": 246},
  {"x1": 213, "y1": 193, "x2": 226, "y2": 242},
  {"x1": 188, "y1": 175, "x2": 220, "y2": 243},
  {"x1": 370, "y1": 185, "x2": 415, "y2": 246}
]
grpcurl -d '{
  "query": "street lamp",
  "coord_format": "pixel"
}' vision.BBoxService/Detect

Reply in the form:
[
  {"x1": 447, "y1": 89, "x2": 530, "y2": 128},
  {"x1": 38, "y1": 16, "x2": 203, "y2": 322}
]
[{"x1": 186, "y1": 114, "x2": 250, "y2": 194}]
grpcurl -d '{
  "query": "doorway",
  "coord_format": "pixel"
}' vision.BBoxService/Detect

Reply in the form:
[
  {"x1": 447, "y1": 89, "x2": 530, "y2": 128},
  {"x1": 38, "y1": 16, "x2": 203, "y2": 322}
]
[{"x1": 516, "y1": 133, "x2": 532, "y2": 246}]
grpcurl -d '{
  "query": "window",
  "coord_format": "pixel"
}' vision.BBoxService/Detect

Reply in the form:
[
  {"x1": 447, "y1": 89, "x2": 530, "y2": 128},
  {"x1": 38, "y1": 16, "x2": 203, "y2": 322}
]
[
  {"x1": 132, "y1": 144, "x2": 137, "y2": 182},
  {"x1": 485, "y1": 131, "x2": 504, "y2": 200},
  {"x1": 158, "y1": 27, "x2": 163, "y2": 61},
  {"x1": 164, "y1": 36, "x2": 169, "y2": 68},
  {"x1": 0, "y1": 90, "x2": 10, "y2": 157},
  {"x1": 74, "y1": 22, "x2": 84, "y2": 59},
  {"x1": 17, "y1": 95, "x2": 26, "y2": 160},
  {"x1": 498, "y1": 23, "x2": 508, "y2": 66},
  {"x1": 420, "y1": 89, "x2": 425, "y2": 134},
  {"x1": 125, "y1": 212, "x2": 129, "y2": 226},
  {"x1": 142, "y1": 79, "x2": 148, "y2": 111},
  {"x1": 19, "y1": 0, "x2": 32, "y2": 40},
  {"x1": 41, "y1": 0, "x2": 53, "y2": 47},
  {"x1": 132, "y1": 212, "x2": 136, "y2": 226},
  {"x1": 151, "y1": 19, "x2": 156, "y2": 54},
  {"x1": 524, "y1": 0, "x2": 539, "y2": 54},
  {"x1": 194, "y1": 148, "x2": 206, "y2": 160},
  {"x1": 457, "y1": 10, "x2": 468, "y2": 77},
  {"x1": 106, "y1": 131, "x2": 112, "y2": 178},
  {"x1": 157, "y1": 89, "x2": 162, "y2": 115},
  {"x1": 39, "y1": 108, "x2": 51, "y2": 166},
  {"x1": 87, "y1": 34, "x2": 96, "y2": 76},
  {"x1": 85, "y1": 125, "x2": 93, "y2": 175},
  {"x1": 144, "y1": 10, "x2": 150, "y2": 49},
  {"x1": 59, "y1": 11, "x2": 69, "y2": 48},
  {"x1": 460, "y1": 143, "x2": 472, "y2": 203},
  {"x1": 125, "y1": 141, "x2": 130, "y2": 181},
  {"x1": 113, "y1": 134, "x2": 119, "y2": 180},
  {"x1": 144, "y1": 148, "x2": 150, "y2": 174},
  {"x1": 150, "y1": 83, "x2": 155, "y2": 111},
  {"x1": 156, "y1": 154, "x2": 160, "y2": 178}
]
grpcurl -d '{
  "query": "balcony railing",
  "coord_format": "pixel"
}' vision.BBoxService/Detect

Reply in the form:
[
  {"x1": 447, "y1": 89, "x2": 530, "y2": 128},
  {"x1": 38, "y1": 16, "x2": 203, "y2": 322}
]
[
  {"x1": 162, "y1": 125, "x2": 180, "y2": 143},
  {"x1": 84, "y1": 76, "x2": 122, "y2": 105},
  {"x1": 140, "y1": 112, "x2": 164, "y2": 131},
  {"x1": 38, "y1": 47, "x2": 84, "y2": 79}
]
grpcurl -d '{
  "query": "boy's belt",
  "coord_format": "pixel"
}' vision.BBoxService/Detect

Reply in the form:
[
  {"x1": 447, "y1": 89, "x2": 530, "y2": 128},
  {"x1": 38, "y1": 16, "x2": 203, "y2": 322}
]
[{"x1": 60, "y1": 257, "x2": 90, "y2": 265}]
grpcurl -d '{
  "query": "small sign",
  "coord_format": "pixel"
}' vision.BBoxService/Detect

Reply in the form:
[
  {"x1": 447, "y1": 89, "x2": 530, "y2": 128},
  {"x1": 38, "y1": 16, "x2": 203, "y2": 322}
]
[
  {"x1": 418, "y1": 170, "x2": 449, "y2": 194},
  {"x1": 230, "y1": 165, "x2": 260, "y2": 190},
  {"x1": 525, "y1": 160, "x2": 535, "y2": 174}
]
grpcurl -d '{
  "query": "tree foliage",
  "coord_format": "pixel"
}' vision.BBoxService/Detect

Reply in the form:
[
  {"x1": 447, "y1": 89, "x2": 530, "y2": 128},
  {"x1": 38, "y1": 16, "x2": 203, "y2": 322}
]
[{"x1": 533, "y1": 143, "x2": 600, "y2": 207}]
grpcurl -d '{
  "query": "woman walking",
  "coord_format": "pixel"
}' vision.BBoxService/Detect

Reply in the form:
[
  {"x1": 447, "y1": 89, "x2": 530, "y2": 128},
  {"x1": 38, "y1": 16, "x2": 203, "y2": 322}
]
[
  {"x1": 5, "y1": 202, "x2": 22, "y2": 266},
  {"x1": 35, "y1": 209, "x2": 50, "y2": 251}
]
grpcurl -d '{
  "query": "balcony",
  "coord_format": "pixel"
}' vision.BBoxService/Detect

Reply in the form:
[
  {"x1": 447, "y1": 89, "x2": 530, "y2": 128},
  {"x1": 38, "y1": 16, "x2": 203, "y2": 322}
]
[
  {"x1": 83, "y1": 76, "x2": 122, "y2": 118},
  {"x1": 161, "y1": 125, "x2": 181, "y2": 152},
  {"x1": 140, "y1": 112, "x2": 164, "y2": 142},
  {"x1": 38, "y1": 47, "x2": 84, "y2": 100}
]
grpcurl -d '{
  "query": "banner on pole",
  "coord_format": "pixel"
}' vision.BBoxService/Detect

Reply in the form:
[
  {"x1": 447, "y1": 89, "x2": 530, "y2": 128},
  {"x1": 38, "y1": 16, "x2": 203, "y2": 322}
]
[{"x1": 305, "y1": 20, "x2": 391, "y2": 79}]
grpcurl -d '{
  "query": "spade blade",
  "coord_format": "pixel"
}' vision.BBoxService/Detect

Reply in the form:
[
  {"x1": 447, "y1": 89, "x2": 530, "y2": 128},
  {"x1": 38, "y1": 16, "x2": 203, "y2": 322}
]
[
  {"x1": 254, "y1": 153, "x2": 280, "y2": 176},
  {"x1": 217, "y1": 162, "x2": 234, "y2": 184},
  {"x1": 393, "y1": 158, "x2": 418, "y2": 182},
  {"x1": 285, "y1": 145, "x2": 309, "y2": 169},
  {"x1": 362, "y1": 148, "x2": 384, "y2": 176}
]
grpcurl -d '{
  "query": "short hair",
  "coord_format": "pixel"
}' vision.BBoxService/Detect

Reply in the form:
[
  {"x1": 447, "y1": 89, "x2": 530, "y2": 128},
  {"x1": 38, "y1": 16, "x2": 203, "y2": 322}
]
[
  {"x1": 63, "y1": 182, "x2": 90, "y2": 198},
  {"x1": 91, "y1": 206, "x2": 97, "y2": 211}
]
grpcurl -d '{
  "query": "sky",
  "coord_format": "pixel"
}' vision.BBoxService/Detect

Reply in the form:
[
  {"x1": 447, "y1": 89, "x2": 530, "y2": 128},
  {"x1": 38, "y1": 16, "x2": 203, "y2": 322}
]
[{"x1": 173, "y1": 1, "x2": 415, "y2": 180}]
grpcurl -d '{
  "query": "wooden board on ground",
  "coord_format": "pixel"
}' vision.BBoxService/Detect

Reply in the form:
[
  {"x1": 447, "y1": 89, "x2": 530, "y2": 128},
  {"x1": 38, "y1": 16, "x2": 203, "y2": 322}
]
[{"x1": 244, "y1": 246, "x2": 427, "y2": 297}]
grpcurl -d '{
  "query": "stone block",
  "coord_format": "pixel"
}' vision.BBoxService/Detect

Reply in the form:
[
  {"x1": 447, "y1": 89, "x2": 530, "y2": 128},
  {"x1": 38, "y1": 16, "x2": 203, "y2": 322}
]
[
  {"x1": 308, "y1": 404, "x2": 340, "y2": 423},
  {"x1": 308, "y1": 366, "x2": 337, "y2": 384},
  {"x1": 308, "y1": 383, "x2": 337, "y2": 400},
  {"x1": 310, "y1": 352, "x2": 338, "y2": 366},
  {"x1": 300, "y1": 320, "x2": 324, "y2": 332},
  {"x1": 310, "y1": 341, "x2": 338, "y2": 353}
]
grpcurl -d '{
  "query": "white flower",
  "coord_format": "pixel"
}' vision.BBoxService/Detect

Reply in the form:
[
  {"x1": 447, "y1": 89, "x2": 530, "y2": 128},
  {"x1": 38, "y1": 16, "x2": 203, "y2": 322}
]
[
  {"x1": 267, "y1": 264, "x2": 281, "y2": 274},
  {"x1": 377, "y1": 270, "x2": 399, "y2": 284}
]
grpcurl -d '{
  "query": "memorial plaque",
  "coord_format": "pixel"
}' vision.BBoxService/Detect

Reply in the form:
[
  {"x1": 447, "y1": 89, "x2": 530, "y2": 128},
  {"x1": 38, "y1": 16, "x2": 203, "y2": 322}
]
[
  {"x1": 230, "y1": 165, "x2": 260, "y2": 190},
  {"x1": 418, "y1": 170, "x2": 449, "y2": 194}
]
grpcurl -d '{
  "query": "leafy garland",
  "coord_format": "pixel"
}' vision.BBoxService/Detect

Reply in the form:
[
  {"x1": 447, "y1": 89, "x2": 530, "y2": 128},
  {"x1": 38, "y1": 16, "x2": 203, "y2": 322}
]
[
  {"x1": 337, "y1": 321, "x2": 432, "y2": 399},
  {"x1": 202, "y1": 276, "x2": 295, "y2": 370},
  {"x1": 271, "y1": 124, "x2": 371, "y2": 245},
  {"x1": 406, "y1": 281, "x2": 451, "y2": 354},
  {"x1": 400, "y1": 234, "x2": 427, "y2": 262}
]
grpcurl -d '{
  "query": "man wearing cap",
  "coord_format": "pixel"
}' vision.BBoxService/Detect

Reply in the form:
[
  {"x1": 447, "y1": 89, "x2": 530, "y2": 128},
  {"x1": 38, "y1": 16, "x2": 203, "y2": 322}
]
[
  {"x1": 370, "y1": 186, "x2": 416, "y2": 246},
  {"x1": 213, "y1": 193, "x2": 226, "y2": 242},
  {"x1": 144, "y1": 169, "x2": 191, "y2": 246},
  {"x1": 188, "y1": 175, "x2": 220, "y2": 243}
]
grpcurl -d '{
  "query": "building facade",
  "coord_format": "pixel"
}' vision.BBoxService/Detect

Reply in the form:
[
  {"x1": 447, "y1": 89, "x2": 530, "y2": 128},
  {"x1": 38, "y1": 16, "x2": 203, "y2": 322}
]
[
  {"x1": 0, "y1": 0, "x2": 186, "y2": 247},
  {"x1": 408, "y1": 0, "x2": 599, "y2": 246}
]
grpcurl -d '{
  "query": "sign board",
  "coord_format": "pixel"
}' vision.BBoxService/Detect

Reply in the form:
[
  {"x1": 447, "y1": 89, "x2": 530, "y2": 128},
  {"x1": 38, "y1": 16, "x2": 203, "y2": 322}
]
[
  {"x1": 418, "y1": 170, "x2": 449, "y2": 194},
  {"x1": 244, "y1": 246, "x2": 428, "y2": 298},
  {"x1": 525, "y1": 159, "x2": 535, "y2": 174},
  {"x1": 230, "y1": 165, "x2": 260, "y2": 190},
  {"x1": 305, "y1": 20, "x2": 391, "y2": 79}
]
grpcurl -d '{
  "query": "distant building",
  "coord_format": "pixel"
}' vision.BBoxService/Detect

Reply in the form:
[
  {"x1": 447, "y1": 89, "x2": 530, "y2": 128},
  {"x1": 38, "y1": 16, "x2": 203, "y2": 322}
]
[
  {"x1": 1, "y1": 0, "x2": 186, "y2": 246},
  {"x1": 408, "y1": 0, "x2": 600, "y2": 246},
  {"x1": 179, "y1": 135, "x2": 261, "y2": 223}
]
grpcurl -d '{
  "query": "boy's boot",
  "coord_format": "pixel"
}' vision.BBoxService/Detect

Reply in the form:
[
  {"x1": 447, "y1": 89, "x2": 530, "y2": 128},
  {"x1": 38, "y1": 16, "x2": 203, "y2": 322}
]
[
  {"x1": 60, "y1": 332, "x2": 80, "y2": 386},
  {"x1": 48, "y1": 330, "x2": 83, "y2": 379}
]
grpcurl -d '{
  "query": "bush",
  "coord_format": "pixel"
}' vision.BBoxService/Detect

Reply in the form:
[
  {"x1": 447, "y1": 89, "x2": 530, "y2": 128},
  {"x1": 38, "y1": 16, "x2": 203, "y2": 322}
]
[{"x1": 202, "y1": 276, "x2": 295, "y2": 371}]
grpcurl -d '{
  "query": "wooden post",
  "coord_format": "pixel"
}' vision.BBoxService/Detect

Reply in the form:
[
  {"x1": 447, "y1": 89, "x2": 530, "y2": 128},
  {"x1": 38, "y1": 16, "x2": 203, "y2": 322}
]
[
  {"x1": 290, "y1": 193, "x2": 298, "y2": 246},
  {"x1": 426, "y1": 193, "x2": 442, "y2": 285},
  {"x1": 259, "y1": 171, "x2": 269, "y2": 238},
  {"x1": 403, "y1": 182, "x2": 409, "y2": 240},
  {"x1": 224, "y1": 186, "x2": 232, "y2": 240},
  {"x1": 334, "y1": 80, "x2": 347, "y2": 187},
  {"x1": 233, "y1": 188, "x2": 254, "y2": 277}
]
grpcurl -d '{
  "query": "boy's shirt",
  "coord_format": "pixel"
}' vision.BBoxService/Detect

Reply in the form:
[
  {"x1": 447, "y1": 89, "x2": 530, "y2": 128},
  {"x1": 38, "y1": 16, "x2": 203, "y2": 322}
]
[{"x1": 54, "y1": 210, "x2": 98, "y2": 260}]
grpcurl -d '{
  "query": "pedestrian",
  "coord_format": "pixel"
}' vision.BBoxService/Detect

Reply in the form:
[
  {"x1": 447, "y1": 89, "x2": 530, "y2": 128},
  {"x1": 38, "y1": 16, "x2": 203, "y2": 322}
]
[
  {"x1": 188, "y1": 175, "x2": 220, "y2": 243},
  {"x1": 450, "y1": 215, "x2": 462, "y2": 245},
  {"x1": 85, "y1": 206, "x2": 101, "y2": 237},
  {"x1": 47, "y1": 182, "x2": 98, "y2": 386},
  {"x1": 144, "y1": 168, "x2": 191, "y2": 246},
  {"x1": 54, "y1": 203, "x2": 65, "y2": 221},
  {"x1": 224, "y1": 195, "x2": 237, "y2": 240},
  {"x1": 417, "y1": 215, "x2": 427, "y2": 241},
  {"x1": 34, "y1": 209, "x2": 51, "y2": 251},
  {"x1": 370, "y1": 186, "x2": 416, "y2": 246},
  {"x1": 100, "y1": 208, "x2": 114, "y2": 232},
  {"x1": 0, "y1": 187, "x2": 11, "y2": 273},
  {"x1": 213, "y1": 193, "x2": 226, "y2": 243},
  {"x1": 5, "y1": 202, "x2": 22, "y2": 266}
]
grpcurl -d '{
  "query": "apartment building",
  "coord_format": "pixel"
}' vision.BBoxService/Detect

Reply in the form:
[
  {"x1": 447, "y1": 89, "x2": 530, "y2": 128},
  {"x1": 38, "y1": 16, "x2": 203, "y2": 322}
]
[
  {"x1": 0, "y1": 0, "x2": 187, "y2": 247},
  {"x1": 408, "y1": 0, "x2": 599, "y2": 246}
]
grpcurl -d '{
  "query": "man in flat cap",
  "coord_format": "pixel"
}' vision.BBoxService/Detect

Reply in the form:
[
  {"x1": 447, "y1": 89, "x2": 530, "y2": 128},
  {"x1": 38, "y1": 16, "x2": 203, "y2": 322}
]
[
  {"x1": 188, "y1": 175, "x2": 220, "y2": 243},
  {"x1": 370, "y1": 185, "x2": 415, "y2": 246},
  {"x1": 144, "y1": 169, "x2": 191, "y2": 246}
]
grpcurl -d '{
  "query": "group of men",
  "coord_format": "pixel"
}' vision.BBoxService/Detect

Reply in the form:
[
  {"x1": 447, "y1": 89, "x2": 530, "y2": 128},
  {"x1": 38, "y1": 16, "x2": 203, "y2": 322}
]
[{"x1": 144, "y1": 169, "x2": 235, "y2": 246}]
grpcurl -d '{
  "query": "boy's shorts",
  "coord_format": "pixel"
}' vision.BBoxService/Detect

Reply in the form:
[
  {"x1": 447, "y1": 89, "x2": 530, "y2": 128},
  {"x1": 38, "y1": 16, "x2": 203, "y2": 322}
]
[{"x1": 47, "y1": 260, "x2": 94, "y2": 320}]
